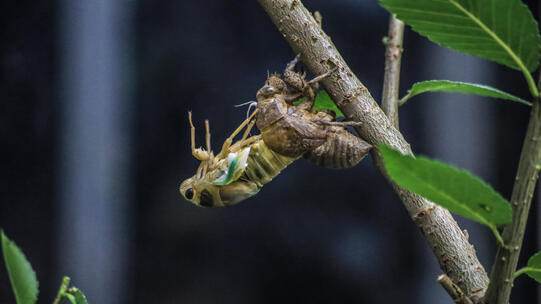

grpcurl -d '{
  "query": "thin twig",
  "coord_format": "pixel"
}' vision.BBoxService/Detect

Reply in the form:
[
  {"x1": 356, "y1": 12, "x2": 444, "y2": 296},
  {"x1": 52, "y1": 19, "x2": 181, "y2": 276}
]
[
  {"x1": 381, "y1": 14, "x2": 404, "y2": 128},
  {"x1": 258, "y1": 0, "x2": 488, "y2": 297},
  {"x1": 381, "y1": 14, "x2": 476, "y2": 304},
  {"x1": 52, "y1": 276, "x2": 71, "y2": 304}
]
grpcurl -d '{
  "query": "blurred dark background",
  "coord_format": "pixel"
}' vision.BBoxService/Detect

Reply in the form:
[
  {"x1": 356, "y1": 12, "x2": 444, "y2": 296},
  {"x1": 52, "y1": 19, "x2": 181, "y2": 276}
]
[{"x1": 1, "y1": 0, "x2": 539, "y2": 303}]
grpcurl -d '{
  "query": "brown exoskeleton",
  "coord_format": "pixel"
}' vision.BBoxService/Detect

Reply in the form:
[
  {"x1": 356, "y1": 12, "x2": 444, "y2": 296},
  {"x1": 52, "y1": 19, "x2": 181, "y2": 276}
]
[
  {"x1": 179, "y1": 111, "x2": 298, "y2": 207},
  {"x1": 255, "y1": 55, "x2": 372, "y2": 168}
]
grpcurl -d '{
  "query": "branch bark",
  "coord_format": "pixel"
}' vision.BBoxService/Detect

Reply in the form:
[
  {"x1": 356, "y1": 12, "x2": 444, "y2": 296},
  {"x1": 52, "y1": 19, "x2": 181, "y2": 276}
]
[
  {"x1": 483, "y1": 99, "x2": 541, "y2": 304},
  {"x1": 381, "y1": 15, "x2": 404, "y2": 129},
  {"x1": 258, "y1": 0, "x2": 488, "y2": 298}
]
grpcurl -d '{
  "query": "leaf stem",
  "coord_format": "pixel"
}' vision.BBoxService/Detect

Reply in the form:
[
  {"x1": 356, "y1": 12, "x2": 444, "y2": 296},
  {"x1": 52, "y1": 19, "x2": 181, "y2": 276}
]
[
  {"x1": 513, "y1": 267, "x2": 530, "y2": 279},
  {"x1": 398, "y1": 93, "x2": 410, "y2": 107},
  {"x1": 489, "y1": 226, "x2": 505, "y2": 248},
  {"x1": 53, "y1": 276, "x2": 71, "y2": 304},
  {"x1": 524, "y1": 72, "x2": 540, "y2": 98}
]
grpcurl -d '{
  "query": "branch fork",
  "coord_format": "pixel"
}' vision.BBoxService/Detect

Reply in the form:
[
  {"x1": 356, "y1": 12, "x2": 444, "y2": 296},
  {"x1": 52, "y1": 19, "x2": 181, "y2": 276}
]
[{"x1": 258, "y1": 0, "x2": 488, "y2": 299}]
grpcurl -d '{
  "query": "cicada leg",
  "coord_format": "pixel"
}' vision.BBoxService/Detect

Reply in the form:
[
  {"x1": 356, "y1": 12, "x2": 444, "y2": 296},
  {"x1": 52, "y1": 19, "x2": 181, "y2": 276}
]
[
  {"x1": 283, "y1": 92, "x2": 303, "y2": 104},
  {"x1": 200, "y1": 119, "x2": 214, "y2": 177},
  {"x1": 188, "y1": 112, "x2": 211, "y2": 161},
  {"x1": 306, "y1": 67, "x2": 337, "y2": 87},
  {"x1": 217, "y1": 109, "x2": 258, "y2": 158},
  {"x1": 189, "y1": 111, "x2": 197, "y2": 157},
  {"x1": 285, "y1": 54, "x2": 301, "y2": 74},
  {"x1": 228, "y1": 120, "x2": 260, "y2": 153},
  {"x1": 241, "y1": 119, "x2": 256, "y2": 142},
  {"x1": 205, "y1": 119, "x2": 212, "y2": 154},
  {"x1": 314, "y1": 120, "x2": 363, "y2": 127},
  {"x1": 188, "y1": 112, "x2": 213, "y2": 179},
  {"x1": 284, "y1": 54, "x2": 308, "y2": 105}
]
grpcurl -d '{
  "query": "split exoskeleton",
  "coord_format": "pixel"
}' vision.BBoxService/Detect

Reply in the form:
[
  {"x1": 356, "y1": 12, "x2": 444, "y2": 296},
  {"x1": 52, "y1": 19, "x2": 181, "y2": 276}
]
[
  {"x1": 180, "y1": 55, "x2": 372, "y2": 207},
  {"x1": 256, "y1": 55, "x2": 372, "y2": 169}
]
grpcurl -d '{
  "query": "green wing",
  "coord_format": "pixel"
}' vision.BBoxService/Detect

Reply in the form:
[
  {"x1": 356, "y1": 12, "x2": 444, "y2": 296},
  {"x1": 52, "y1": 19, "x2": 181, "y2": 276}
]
[{"x1": 214, "y1": 147, "x2": 250, "y2": 186}]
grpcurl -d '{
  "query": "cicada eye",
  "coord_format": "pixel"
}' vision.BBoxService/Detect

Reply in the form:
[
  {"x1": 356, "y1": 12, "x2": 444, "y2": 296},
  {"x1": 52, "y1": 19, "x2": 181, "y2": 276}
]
[
  {"x1": 261, "y1": 85, "x2": 276, "y2": 96},
  {"x1": 185, "y1": 188, "x2": 194, "y2": 200}
]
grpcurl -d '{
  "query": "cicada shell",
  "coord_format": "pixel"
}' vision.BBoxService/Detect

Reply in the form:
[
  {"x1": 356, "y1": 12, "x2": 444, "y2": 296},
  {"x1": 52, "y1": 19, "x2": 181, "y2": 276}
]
[{"x1": 255, "y1": 55, "x2": 372, "y2": 169}]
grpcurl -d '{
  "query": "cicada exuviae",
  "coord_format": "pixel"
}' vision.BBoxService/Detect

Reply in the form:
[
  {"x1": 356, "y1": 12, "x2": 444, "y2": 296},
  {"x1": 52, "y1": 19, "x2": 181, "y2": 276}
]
[{"x1": 256, "y1": 55, "x2": 372, "y2": 169}]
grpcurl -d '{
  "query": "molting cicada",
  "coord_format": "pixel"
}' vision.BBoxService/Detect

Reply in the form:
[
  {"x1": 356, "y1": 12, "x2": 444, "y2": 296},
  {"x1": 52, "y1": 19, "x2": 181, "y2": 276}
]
[
  {"x1": 179, "y1": 111, "x2": 297, "y2": 207},
  {"x1": 180, "y1": 55, "x2": 372, "y2": 207}
]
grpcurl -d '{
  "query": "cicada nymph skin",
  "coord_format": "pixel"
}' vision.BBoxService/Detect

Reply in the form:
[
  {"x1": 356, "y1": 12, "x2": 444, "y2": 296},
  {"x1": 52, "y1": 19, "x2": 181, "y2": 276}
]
[
  {"x1": 255, "y1": 55, "x2": 372, "y2": 169},
  {"x1": 179, "y1": 111, "x2": 297, "y2": 207}
]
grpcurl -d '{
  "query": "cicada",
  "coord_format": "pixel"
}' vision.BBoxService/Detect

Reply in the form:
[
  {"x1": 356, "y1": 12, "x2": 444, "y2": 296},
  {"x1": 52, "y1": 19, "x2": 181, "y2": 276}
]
[
  {"x1": 256, "y1": 55, "x2": 372, "y2": 168},
  {"x1": 179, "y1": 111, "x2": 298, "y2": 207}
]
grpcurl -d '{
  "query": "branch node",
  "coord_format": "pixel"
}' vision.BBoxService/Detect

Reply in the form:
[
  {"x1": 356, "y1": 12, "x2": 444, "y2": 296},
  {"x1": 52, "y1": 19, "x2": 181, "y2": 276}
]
[
  {"x1": 462, "y1": 229, "x2": 469, "y2": 241},
  {"x1": 412, "y1": 205, "x2": 436, "y2": 223},
  {"x1": 313, "y1": 10, "x2": 322, "y2": 27},
  {"x1": 437, "y1": 274, "x2": 474, "y2": 304},
  {"x1": 258, "y1": 0, "x2": 488, "y2": 297}
]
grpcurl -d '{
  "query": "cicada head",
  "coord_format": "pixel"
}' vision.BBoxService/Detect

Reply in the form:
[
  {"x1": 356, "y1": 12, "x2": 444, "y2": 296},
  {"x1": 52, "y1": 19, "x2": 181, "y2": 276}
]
[
  {"x1": 179, "y1": 175, "x2": 259, "y2": 208},
  {"x1": 180, "y1": 147, "x2": 259, "y2": 207},
  {"x1": 256, "y1": 74, "x2": 286, "y2": 102},
  {"x1": 180, "y1": 177, "x2": 221, "y2": 208}
]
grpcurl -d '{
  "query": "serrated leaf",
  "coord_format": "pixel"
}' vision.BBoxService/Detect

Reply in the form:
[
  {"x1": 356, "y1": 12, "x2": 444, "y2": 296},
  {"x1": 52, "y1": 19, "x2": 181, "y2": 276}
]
[
  {"x1": 379, "y1": 0, "x2": 541, "y2": 71},
  {"x1": 379, "y1": 0, "x2": 541, "y2": 96},
  {"x1": 379, "y1": 145, "x2": 512, "y2": 228},
  {"x1": 294, "y1": 90, "x2": 344, "y2": 117},
  {"x1": 401, "y1": 80, "x2": 531, "y2": 106},
  {"x1": 1, "y1": 231, "x2": 39, "y2": 304},
  {"x1": 524, "y1": 252, "x2": 541, "y2": 283}
]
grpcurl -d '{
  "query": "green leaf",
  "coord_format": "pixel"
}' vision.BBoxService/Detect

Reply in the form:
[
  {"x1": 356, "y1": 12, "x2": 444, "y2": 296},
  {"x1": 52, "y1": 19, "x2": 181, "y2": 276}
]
[
  {"x1": 294, "y1": 90, "x2": 344, "y2": 117},
  {"x1": 515, "y1": 251, "x2": 541, "y2": 282},
  {"x1": 313, "y1": 91, "x2": 344, "y2": 117},
  {"x1": 400, "y1": 80, "x2": 531, "y2": 106},
  {"x1": 72, "y1": 288, "x2": 88, "y2": 304},
  {"x1": 1, "y1": 231, "x2": 39, "y2": 304},
  {"x1": 379, "y1": 145, "x2": 512, "y2": 228},
  {"x1": 379, "y1": 0, "x2": 541, "y2": 96}
]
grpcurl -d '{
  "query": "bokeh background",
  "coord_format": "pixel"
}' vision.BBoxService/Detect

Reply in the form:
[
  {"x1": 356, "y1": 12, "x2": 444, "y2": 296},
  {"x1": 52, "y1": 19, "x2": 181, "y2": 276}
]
[{"x1": 1, "y1": 0, "x2": 540, "y2": 303}]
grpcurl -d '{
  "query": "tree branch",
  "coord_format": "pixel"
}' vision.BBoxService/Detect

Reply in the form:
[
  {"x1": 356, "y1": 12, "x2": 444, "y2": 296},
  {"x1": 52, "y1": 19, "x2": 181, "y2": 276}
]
[
  {"x1": 483, "y1": 95, "x2": 541, "y2": 304},
  {"x1": 53, "y1": 276, "x2": 71, "y2": 304},
  {"x1": 381, "y1": 14, "x2": 404, "y2": 129},
  {"x1": 258, "y1": 0, "x2": 488, "y2": 298},
  {"x1": 380, "y1": 14, "x2": 475, "y2": 304}
]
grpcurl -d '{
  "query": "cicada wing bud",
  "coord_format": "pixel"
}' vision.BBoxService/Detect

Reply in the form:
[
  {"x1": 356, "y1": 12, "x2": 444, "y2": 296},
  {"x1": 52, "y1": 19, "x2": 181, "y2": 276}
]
[
  {"x1": 214, "y1": 147, "x2": 251, "y2": 186},
  {"x1": 218, "y1": 180, "x2": 260, "y2": 207}
]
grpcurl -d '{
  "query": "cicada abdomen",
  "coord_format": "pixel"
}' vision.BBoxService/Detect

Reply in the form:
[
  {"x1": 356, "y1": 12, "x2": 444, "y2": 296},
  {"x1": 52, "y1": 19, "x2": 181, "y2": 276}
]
[{"x1": 304, "y1": 129, "x2": 372, "y2": 169}]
